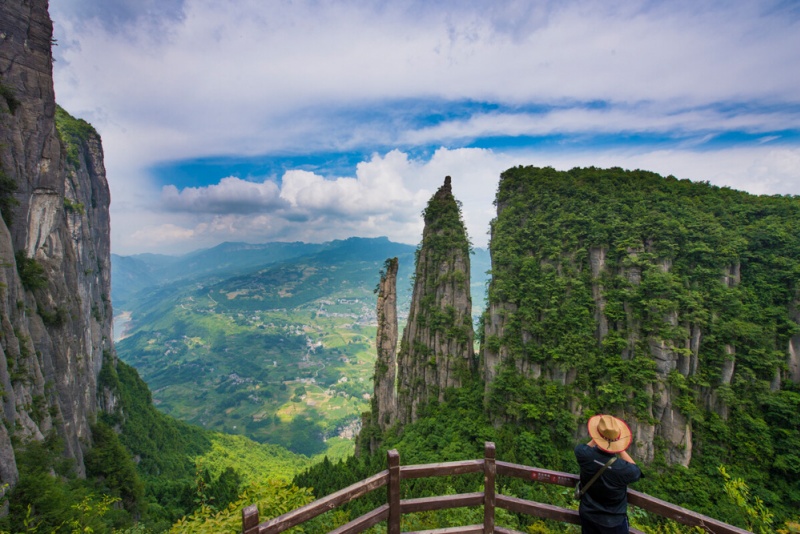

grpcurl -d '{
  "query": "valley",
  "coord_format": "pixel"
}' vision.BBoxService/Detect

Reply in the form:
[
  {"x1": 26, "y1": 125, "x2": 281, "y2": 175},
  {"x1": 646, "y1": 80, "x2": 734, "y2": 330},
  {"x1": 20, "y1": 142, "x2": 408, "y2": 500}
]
[{"x1": 113, "y1": 237, "x2": 490, "y2": 456}]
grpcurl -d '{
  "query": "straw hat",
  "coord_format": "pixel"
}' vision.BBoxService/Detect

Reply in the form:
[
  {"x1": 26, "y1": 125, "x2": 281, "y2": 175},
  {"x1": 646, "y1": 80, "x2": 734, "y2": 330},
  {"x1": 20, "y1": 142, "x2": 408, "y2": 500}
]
[{"x1": 587, "y1": 414, "x2": 632, "y2": 453}]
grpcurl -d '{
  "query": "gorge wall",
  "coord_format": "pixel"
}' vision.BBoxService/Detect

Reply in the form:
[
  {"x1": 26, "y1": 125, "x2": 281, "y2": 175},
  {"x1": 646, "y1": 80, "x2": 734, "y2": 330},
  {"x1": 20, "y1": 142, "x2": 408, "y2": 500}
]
[
  {"x1": 0, "y1": 0, "x2": 114, "y2": 492},
  {"x1": 483, "y1": 166, "x2": 800, "y2": 466}
]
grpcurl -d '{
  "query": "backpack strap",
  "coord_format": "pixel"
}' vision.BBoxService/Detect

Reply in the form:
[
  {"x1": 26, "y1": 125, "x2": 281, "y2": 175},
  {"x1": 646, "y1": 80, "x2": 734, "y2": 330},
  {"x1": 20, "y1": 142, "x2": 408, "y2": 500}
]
[{"x1": 577, "y1": 456, "x2": 617, "y2": 498}]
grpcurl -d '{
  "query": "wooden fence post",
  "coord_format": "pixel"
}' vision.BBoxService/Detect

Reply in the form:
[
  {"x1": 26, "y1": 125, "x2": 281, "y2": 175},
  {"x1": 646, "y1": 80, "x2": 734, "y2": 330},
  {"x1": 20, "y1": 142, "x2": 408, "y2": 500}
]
[
  {"x1": 484, "y1": 442, "x2": 496, "y2": 534},
  {"x1": 242, "y1": 504, "x2": 259, "y2": 534},
  {"x1": 388, "y1": 449, "x2": 401, "y2": 534}
]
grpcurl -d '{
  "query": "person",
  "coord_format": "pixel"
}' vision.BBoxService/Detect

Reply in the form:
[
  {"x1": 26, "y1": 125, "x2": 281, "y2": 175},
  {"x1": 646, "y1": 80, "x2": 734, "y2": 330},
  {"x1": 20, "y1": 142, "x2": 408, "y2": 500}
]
[{"x1": 574, "y1": 414, "x2": 643, "y2": 534}]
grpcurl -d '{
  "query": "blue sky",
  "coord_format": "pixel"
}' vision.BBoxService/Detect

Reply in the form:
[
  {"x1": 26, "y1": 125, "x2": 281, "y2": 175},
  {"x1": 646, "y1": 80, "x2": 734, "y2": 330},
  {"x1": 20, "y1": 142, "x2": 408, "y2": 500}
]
[{"x1": 50, "y1": 0, "x2": 800, "y2": 255}]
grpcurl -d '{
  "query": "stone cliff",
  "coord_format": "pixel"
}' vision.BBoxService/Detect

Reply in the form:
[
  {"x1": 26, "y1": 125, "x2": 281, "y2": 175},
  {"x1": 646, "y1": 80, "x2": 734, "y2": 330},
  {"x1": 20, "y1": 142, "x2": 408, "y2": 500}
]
[
  {"x1": 358, "y1": 257, "x2": 400, "y2": 454},
  {"x1": 373, "y1": 257, "x2": 399, "y2": 433},
  {"x1": 0, "y1": 0, "x2": 114, "y2": 492},
  {"x1": 395, "y1": 177, "x2": 475, "y2": 425},
  {"x1": 482, "y1": 166, "x2": 800, "y2": 466}
]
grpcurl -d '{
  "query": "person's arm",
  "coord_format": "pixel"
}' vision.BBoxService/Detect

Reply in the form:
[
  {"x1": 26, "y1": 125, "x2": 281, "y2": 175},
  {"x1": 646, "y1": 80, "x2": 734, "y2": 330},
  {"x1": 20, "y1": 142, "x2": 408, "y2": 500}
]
[
  {"x1": 618, "y1": 450, "x2": 635, "y2": 464},
  {"x1": 587, "y1": 439, "x2": 596, "y2": 447}
]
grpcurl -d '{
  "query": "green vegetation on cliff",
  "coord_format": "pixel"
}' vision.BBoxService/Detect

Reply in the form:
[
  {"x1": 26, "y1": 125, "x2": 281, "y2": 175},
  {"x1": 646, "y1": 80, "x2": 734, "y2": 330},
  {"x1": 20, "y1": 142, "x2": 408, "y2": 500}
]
[
  {"x1": 0, "y1": 77, "x2": 21, "y2": 114},
  {"x1": 1, "y1": 432, "x2": 136, "y2": 533},
  {"x1": 415, "y1": 177, "x2": 474, "y2": 347},
  {"x1": 55, "y1": 104, "x2": 98, "y2": 168},
  {"x1": 97, "y1": 356, "x2": 314, "y2": 530},
  {"x1": 484, "y1": 166, "x2": 800, "y2": 524},
  {"x1": 0, "y1": 166, "x2": 18, "y2": 227},
  {"x1": 486, "y1": 166, "x2": 799, "y2": 487},
  {"x1": 391, "y1": 177, "x2": 476, "y2": 429}
]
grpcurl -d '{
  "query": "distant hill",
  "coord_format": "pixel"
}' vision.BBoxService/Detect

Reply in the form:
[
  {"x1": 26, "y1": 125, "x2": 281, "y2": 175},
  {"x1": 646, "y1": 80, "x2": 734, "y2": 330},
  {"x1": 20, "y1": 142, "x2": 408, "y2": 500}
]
[
  {"x1": 113, "y1": 237, "x2": 490, "y2": 319},
  {"x1": 204, "y1": 237, "x2": 418, "y2": 312},
  {"x1": 111, "y1": 241, "x2": 326, "y2": 308}
]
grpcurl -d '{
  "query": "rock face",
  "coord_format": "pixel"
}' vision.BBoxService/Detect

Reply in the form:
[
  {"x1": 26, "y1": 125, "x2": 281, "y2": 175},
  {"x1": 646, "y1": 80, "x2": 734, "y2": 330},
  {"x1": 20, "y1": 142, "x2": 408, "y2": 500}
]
[
  {"x1": 0, "y1": 0, "x2": 114, "y2": 492},
  {"x1": 373, "y1": 257, "x2": 399, "y2": 432},
  {"x1": 396, "y1": 177, "x2": 475, "y2": 425},
  {"x1": 790, "y1": 291, "x2": 800, "y2": 384},
  {"x1": 587, "y1": 247, "x2": 694, "y2": 465},
  {"x1": 482, "y1": 166, "x2": 800, "y2": 467}
]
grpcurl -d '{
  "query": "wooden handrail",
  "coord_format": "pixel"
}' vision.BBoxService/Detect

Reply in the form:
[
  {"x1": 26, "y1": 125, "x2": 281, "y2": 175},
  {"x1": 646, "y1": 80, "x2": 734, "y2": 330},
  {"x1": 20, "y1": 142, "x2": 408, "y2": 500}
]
[
  {"x1": 627, "y1": 489, "x2": 750, "y2": 534},
  {"x1": 243, "y1": 442, "x2": 751, "y2": 534},
  {"x1": 401, "y1": 492, "x2": 484, "y2": 514},
  {"x1": 401, "y1": 459, "x2": 484, "y2": 479},
  {"x1": 243, "y1": 469, "x2": 389, "y2": 534},
  {"x1": 496, "y1": 461, "x2": 578, "y2": 487},
  {"x1": 389, "y1": 450, "x2": 400, "y2": 534},
  {"x1": 483, "y1": 442, "x2": 495, "y2": 534},
  {"x1": 329, "y1": 504, "x2": 389, "y2": 534}
]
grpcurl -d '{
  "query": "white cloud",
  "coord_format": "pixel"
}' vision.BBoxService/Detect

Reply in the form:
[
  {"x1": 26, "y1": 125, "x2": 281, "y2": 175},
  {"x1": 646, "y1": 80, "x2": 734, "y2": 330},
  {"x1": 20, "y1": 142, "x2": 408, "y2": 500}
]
[
  {"x1": 404, "y1": 106, "x2": 800, "y2": 145},
  {"x1": 161, "y1": 176, "x2": 283, "y2": 213},
  {"x1": 280, "y1": 151, "x2": 422, "y2": 216},
  {"x1": 53, "y1": 0, "x2": 800, "y2": 162},
  {"x1": 123, "y1": 151, "x2": 431, "y2": 254},
  {"x1": 49, "y1": 1, "x2": 800, "y2": 254}
]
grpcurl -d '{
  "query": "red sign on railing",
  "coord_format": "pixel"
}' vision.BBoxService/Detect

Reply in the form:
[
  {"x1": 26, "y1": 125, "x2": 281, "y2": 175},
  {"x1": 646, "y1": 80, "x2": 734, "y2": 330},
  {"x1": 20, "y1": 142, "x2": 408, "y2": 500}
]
[{"x1": 530, "y1": 469, "x2": 573, "y2": 486}]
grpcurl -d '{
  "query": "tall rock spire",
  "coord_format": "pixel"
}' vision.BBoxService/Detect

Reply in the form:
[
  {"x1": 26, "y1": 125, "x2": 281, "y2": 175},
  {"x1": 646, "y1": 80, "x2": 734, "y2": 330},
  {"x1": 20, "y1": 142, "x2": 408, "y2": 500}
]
[
  {"x1": 396, "y1": 176, "x2": 476, "y2": 425},
  {"x1": 373, "y1": 257, "x2": 399, "y2": 432}
]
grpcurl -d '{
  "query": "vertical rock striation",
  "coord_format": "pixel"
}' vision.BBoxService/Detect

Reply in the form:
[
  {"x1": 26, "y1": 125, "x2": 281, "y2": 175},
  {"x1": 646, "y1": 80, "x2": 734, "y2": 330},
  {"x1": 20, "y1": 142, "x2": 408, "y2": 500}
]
[
  {"x1": 373, "y1": 257, "x2": 399, "y2": 432},
  {"x1": 483, "y1": 166, "x2": 800, "y2": 467},
  {"x1": 0, "y1": 0, "x2": 114, "y2": 492},
  {"x1": 396, "y1": 177, "x2": 475, "y2": 425},
  {"x1": 789, "y1": 290, "x2": 800, "y2": 384}
]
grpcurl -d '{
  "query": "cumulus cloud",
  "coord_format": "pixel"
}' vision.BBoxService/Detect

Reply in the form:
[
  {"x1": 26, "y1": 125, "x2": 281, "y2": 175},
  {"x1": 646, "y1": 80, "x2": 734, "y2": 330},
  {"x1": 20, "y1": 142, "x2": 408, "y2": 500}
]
[
  {"x1": 280, "y1": 151, "x2": 421, "y2": 216},
  {"x1": 161, "y1": 176, "x2": 284, "y2": 213},
  {"x1": 131, "y1": 151, "x2": 431, "y2": 253}
]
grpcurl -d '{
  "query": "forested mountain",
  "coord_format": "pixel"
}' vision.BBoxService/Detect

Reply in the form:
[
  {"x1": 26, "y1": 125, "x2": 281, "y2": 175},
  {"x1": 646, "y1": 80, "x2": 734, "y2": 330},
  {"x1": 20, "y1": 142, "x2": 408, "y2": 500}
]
[
  {"x1": 482, "y1": 166, "x2": 799, "y2": 467},
  {"x1": 336, "y1": 166, "x2": 800, "y2": 532}
]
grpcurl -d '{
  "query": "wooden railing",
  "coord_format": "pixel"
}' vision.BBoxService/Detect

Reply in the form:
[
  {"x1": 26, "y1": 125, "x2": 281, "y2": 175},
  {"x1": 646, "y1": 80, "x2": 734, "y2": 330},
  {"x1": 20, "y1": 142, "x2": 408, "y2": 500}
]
[{"x1": 242, "y1": 442, "x2": 750, "y2": 534}]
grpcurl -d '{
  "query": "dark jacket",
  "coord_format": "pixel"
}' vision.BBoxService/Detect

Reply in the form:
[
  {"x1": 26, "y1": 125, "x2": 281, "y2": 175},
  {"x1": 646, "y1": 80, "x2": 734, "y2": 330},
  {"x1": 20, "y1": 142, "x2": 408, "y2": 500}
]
[{"x1": 574, "y1": 443, "x2": 643, "y2": 527}]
